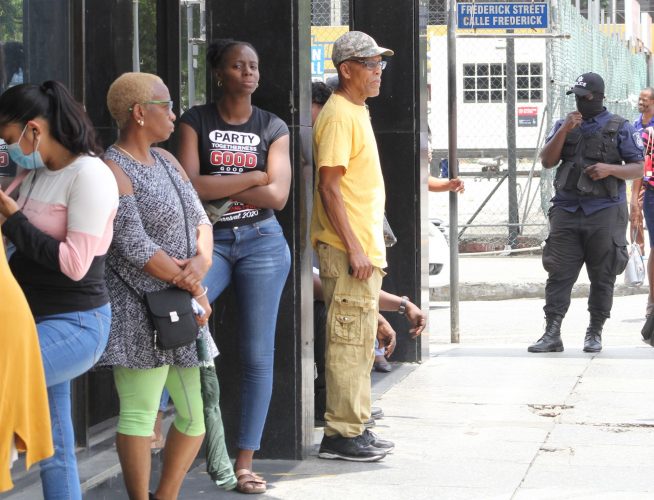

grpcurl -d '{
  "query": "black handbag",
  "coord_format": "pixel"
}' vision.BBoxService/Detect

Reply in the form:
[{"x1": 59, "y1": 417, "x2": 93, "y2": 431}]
[
  {"x1": 144, "y1": 287, "x2": 198, "y2": 349},
  {"x1": 143, "y1": 160, "x2": 199, "y2": 349}
]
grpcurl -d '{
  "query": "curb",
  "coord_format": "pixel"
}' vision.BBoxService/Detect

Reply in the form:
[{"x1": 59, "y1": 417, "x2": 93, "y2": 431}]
[{"x1": 430, "y1": 282, "x2": 648, "y2": 301}]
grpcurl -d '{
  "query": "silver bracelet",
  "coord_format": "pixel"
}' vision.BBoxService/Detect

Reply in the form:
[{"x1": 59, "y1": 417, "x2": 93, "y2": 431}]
[
  {"x1": 193, "y1": 286, "x2": 208, "y2": 299},
  {"x1": 398, "y1": 296, "x2": 408, "y2": 315}
]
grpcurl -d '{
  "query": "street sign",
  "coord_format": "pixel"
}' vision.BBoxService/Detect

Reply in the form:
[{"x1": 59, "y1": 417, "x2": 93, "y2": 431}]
[
  {"x1": 311, "y1": 45, "x2": 324, "y2": 78},
  {"x1": 457, "y1": 2, "x2": 549, "y2": 30}
]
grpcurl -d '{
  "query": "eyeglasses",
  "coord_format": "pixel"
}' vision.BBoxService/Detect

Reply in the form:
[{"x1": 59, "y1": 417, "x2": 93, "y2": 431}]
[
  {"x1": 349, "y1": 59, "x2": 387, "y2": 71},
  {"x1": 128, "y1": 100, "x2": 174, "y2": 112}
]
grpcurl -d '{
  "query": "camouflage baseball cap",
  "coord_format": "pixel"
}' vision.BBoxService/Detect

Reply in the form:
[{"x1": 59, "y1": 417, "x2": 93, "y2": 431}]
[{"x1": 331, "y1": 31, "x2": 394, "y2": 66}]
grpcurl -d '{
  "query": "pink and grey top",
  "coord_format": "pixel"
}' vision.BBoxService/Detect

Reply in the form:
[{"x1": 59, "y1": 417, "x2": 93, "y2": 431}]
[{"x1": 3, "y1": 155, "x2": 119, "y2": 316}]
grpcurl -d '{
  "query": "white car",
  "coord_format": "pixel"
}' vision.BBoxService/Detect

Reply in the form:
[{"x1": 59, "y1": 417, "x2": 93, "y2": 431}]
[{"x1": 429, "y1": 219, "x2": 450, "y2": 288}]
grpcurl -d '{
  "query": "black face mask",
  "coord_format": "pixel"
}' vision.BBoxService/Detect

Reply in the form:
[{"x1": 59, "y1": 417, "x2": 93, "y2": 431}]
[{"x1": 575, "y1": 95, "x2": 604, "y2": 120}]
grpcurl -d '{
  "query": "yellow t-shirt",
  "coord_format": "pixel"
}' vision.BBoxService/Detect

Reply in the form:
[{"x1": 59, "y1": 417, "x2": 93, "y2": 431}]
[{"x1": 311, "y1": 93, "x2": 386, "y2": 268}]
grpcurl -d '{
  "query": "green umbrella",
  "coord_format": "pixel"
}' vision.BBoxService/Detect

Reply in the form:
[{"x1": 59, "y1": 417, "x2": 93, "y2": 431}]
[
  {"x1": 196, "y1": 323, "x2": 237, "y2": 491},
  {"x1": 200, "y1": 365, "x2": 237, "y2": 490}
]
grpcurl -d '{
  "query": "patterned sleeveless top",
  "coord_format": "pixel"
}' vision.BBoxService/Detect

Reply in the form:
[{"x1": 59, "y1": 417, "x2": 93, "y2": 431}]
[{"x1": 97, "y1": 146, "x2": 211, "y2": 369}]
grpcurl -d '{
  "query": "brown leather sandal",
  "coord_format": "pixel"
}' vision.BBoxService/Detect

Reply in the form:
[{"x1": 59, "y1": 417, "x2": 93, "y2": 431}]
[{"x1": 235, "y1": 468, "x2": 267, "y2": 494}]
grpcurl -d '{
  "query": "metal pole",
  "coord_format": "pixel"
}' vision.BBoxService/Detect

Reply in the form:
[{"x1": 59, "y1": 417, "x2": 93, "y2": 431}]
[
  {"x1": 506, "y1": 31, "x2": 519, "y2": 248},
  {"x1": 186, "y1": 3, "x2": 195, "y2": 107},
  {"x1": 447, "y1": 0, "x2": 459, "y2": 343},
  {"x1": 132, "y1": 0, "x2": 140, "y2": 72}
]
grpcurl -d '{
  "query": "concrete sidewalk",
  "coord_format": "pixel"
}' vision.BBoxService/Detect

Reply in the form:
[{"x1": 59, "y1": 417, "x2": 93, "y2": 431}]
[
  {"x1": 431, "y1": 254, "x2": 649, "y2": 301},
  {"x1": 7, "y1": 256, "x2": 653, "y2": 500},
  {"x1": 77, "y1": 293, "x2": 654, "y2": 500}
]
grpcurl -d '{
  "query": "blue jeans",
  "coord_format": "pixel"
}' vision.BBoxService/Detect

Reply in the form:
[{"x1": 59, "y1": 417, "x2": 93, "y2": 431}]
[
  {"x1": 204, "y1": 216, "x2": 290, "y2": 450},
  {"x1": 36, "y1": 304, "x2": 111, "y2": 500}
]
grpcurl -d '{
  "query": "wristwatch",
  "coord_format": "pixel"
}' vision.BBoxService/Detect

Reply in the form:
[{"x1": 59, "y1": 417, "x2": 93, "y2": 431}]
[{"x1": 397, "y1": 296, "x2": 408, "y2": 315}]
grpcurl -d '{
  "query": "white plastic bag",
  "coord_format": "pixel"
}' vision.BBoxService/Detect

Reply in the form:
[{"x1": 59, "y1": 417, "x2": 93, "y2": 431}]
[{"x1": 624, "y1": 242, "x2": 645, "y2": 287}]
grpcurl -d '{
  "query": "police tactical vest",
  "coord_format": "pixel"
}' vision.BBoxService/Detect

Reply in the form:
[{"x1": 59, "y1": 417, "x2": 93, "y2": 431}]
[{"x1": 554, "y1": 114, "x2": 626, "y2": 198}]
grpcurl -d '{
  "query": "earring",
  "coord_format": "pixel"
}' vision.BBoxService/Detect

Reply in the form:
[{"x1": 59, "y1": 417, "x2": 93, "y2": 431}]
[
  {"x1": 217, "y1": 80, "x2": 223, "y2": 87},
  {"x1": 138, "y1": 119, "x2": 144, "y2": 127}
]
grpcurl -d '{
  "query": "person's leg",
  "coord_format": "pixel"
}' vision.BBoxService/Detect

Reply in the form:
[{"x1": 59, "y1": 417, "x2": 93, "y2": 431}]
[
  {"x1": 231, "y1": 218, "x2": 291, "y2": 472},
  {"x1": 314, "y1": 300, "x2": 328, "y2": 422},
  {"x1": 530, "y1": 208, "x2": 585, "y2": 352},
  {"x1": 542, "y1": 207, "x2": 585, "y2": 318},
  {"x1": 318, "y1": 243, "x2": 382, "y2": 439},
  {"x1": 37, "y1": 305, "x2": 111, "y2": 500},
  {"x1": 114, "y1": 365, "x2": 169, "y2": 500},
  {"x1": 643, "y1": 189, "x2": 654, "y2": 315},
  {"x1": 584, "y1": 205, "x2": 628, "y2": 318},
  {"x1": 152, "y1": 389, "x2": 171, "y2": 449},
  {"x1": 203, "y1": 228, "x2": 235, "y2": 304},
  {"x1": 39, "y1": 381, "x2": 80, "y2": 500},
  {"x1": 155, "y1": 366, "x2": 205, "y2": 500}
]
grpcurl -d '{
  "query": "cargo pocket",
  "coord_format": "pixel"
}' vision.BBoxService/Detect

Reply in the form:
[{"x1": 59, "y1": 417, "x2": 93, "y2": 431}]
[
  {"x1": 317, "y1": 242, "x2": 341, "y2": 278},
  {"x1": 612, "y1": 233, "x2": 629, "y2": 275},
  {"x1": 329, "y1": 294, "x2": 373, "y2": 346}
]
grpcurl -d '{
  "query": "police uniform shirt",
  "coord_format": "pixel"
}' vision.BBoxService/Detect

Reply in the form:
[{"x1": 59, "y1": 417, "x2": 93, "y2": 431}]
[{"x1": 545, "y1": 108, "x2": 644, "y2": 215}]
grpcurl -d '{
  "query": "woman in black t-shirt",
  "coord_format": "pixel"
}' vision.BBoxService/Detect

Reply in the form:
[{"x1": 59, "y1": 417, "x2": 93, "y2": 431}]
[{"x1": 178, "y1": 39, "x2": 291, "y2": 494}]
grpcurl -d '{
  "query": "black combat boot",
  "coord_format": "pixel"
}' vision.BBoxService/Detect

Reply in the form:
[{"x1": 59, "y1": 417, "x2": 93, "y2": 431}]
[
  {"x1": 528, "y1": 315, "x2": 564, "y2": 353},
  {"x1": 583, "y1": 314, "x2": 605, "y2": 353}
]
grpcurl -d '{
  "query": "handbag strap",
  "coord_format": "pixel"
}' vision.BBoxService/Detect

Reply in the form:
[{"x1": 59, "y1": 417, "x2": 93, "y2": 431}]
[
  {"x1": 106, "y1": 150, "x2": 192, "y2": 299},
  {"x1": 156, "y1": 151, "x2": 192, "y2": 259}
]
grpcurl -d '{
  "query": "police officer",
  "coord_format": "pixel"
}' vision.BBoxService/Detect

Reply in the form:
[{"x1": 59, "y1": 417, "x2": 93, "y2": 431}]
[{"x1": 529, "y1": 72, "x2": 644, "y2": 353}]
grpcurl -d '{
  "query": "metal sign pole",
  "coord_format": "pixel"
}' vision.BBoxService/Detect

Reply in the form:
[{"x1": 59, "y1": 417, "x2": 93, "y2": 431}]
[
  {"x1": 506, "y1": 31, "x2": 519, "y2": 249},
  {"x1": 448, "y1": 0, "x2": 460, "y2": 344}
]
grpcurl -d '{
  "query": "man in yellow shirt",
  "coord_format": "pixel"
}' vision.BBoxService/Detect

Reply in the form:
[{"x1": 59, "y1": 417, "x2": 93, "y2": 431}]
[{"x1": 311, "y1": 30, "x2": 395, "y2": 462}]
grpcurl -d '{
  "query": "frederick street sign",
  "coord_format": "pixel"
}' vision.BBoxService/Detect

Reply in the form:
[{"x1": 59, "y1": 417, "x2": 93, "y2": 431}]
[{"x1": 457, "y1": 2, "x2": 549, "y2": 30}]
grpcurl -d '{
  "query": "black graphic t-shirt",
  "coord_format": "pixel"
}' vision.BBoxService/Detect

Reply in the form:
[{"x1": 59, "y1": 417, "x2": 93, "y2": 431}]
[{"x1": 180, "y1": 104, "x2": 289, "y2": 228}]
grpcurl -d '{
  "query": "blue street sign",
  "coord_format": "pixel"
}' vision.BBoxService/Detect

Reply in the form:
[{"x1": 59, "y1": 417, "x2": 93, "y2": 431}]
[
  {"x1": 311, "y1": 45, "x2": 324, "y2": 78},
  {"x1": 457, "y1": 2, "x2": 549, "y2": 30}
]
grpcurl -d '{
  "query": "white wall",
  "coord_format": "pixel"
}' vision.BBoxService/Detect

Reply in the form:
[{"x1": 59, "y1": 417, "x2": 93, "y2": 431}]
[{"x1": 429, "y1": 36, "x2": 547, "y2": 153}]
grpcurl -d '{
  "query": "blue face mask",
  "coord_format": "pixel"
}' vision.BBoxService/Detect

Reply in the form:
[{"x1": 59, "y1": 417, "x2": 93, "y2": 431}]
[{"x1": 7, "y1": 124, "x2": 46, "y2": 170}]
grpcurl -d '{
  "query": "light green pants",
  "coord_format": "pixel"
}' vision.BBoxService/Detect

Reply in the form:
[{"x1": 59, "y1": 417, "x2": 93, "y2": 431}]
[{"x1": 114, "y1": 365, "x2": 205, "y2": 437}]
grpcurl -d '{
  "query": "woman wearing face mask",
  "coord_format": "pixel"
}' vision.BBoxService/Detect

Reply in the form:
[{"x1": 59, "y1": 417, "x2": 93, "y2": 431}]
[
  {"x1": 177, "y1": 39, "x2": 291, "y2": 494},
  {"x1": 0, "y1": 81, "x2": 118, "y2": 500}
]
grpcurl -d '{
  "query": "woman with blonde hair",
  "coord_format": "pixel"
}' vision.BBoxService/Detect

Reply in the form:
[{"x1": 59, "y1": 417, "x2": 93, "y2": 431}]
[{"x1": 98, "y1": 72, "x2": 214, "y2": 500}]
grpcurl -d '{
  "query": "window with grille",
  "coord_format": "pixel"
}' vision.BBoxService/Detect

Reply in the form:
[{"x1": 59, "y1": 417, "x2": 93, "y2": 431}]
[
  {"x1": 462, "y1": 62, "x2": 542, "y2": 103},
  {"x1": 428, "y1": 0, "x2": 447, "y2": 25},
  {"x1": 312, "y1": 0, "x2": 349, "y2": 26},
  {"x1": 516, "y1": 63, "x2": 542, "y2": 102}
]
